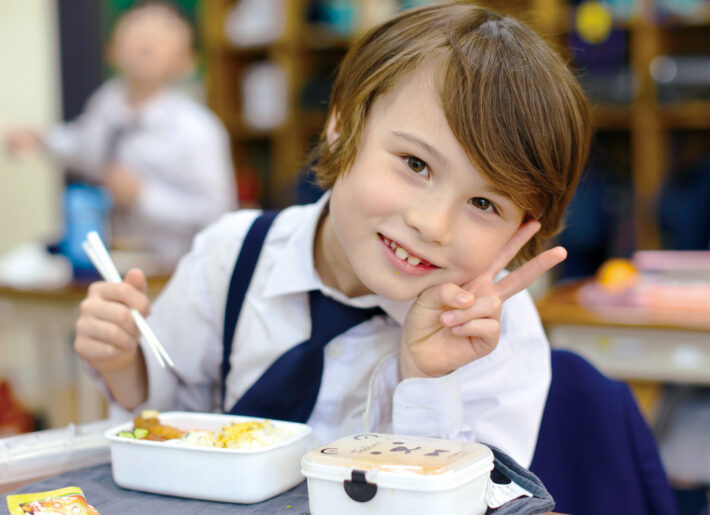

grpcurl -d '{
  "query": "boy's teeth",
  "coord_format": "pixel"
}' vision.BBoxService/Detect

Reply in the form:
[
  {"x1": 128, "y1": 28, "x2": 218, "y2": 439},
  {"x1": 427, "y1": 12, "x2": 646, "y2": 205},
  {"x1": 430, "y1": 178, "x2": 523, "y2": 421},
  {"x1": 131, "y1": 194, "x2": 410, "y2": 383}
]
[
  {"x1": 395, "y1": 247, "x2": 409, "y2": 260},
  {"x1": 383, "y1": 235, "x2": 424, "y2": 266}
]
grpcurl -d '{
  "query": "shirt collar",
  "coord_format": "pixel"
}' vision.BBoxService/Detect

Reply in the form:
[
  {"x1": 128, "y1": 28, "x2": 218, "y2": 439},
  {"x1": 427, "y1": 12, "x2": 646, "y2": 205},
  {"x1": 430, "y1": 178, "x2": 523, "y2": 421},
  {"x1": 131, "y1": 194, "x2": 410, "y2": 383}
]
[
  {"x1": 262, "y1": 192, "x2": 413, "y2": 325},
  {"x1": 113, "y1": 79, "x2": 176, "y2": 127}
]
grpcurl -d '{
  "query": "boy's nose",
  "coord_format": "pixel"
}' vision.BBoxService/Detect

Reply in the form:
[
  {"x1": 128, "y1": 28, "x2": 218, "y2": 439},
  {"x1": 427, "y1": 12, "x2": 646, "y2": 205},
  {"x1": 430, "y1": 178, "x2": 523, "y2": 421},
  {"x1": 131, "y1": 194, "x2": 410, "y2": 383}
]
[{"x1": 404, "y1": 199, "x2": 453, "y2": 246}]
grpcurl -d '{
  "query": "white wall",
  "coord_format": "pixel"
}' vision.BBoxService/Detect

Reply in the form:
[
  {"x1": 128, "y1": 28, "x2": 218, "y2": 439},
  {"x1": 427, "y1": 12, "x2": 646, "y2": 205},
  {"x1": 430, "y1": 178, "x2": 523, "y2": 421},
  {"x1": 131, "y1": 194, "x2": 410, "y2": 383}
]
[{"x1": 0, "y1": 0, "x2": 63, "y2": 253}]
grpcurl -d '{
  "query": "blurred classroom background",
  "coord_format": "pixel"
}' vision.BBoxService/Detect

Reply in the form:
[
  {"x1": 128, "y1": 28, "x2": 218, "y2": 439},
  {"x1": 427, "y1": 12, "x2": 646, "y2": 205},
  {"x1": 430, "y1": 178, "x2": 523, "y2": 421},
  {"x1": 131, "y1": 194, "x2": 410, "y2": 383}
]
[{"x1": 1, "y1": 0, "x2": 710, "y2": 512}]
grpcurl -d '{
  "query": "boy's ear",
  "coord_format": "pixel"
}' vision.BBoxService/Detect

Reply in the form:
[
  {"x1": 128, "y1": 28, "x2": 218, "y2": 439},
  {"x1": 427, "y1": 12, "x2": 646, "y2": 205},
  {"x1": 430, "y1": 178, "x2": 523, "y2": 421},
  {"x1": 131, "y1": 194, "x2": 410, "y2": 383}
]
[{"x1": 326, "y1": 111, "x2": 340, "y2": 145}]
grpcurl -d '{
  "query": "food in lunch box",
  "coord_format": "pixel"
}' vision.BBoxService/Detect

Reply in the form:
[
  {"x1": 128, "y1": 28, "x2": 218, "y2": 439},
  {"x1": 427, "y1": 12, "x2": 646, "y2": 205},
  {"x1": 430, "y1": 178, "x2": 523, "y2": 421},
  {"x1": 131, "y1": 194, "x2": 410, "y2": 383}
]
[
  {"x1": 6, "y1": 486, "x2": 100, "y2": 514},
  {"x1": 214, "y1": 418, "x2": 292, "y2": 449},
  {"x1": 116, "y1": 410, "x2": 292, "y2": 449},
  {"x1": 131, "y1": 410, "x2": 186, "y2": 441}
]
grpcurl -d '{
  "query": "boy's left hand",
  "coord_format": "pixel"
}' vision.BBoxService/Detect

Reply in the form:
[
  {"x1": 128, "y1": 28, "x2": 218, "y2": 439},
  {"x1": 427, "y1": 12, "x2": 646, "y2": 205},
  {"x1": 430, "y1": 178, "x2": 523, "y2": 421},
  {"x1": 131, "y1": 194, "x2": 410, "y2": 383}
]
[
  {"x1": 104, "y1": 162, "x2": 142, "y2": 208},
  {"x1": 400, "y1": 220, "x2": 566, "y2": 379}
]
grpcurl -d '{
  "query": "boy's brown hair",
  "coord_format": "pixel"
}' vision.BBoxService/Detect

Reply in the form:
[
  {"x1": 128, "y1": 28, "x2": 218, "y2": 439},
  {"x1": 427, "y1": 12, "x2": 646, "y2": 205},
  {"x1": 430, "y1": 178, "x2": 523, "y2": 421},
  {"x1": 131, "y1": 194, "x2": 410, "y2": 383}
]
[
  {"x1": 117, "y1": 0, "x2": 195, "y2": 49},
  {"x1": 311, "y1": 3, "x2": 591, "y2": 264}
]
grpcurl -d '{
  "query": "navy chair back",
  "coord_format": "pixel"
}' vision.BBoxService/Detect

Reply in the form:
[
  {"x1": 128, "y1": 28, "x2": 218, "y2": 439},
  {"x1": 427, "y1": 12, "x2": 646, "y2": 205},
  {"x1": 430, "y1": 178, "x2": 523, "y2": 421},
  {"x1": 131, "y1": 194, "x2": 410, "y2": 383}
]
[{"x1": 530, "y1": 350, "x2": 678, "y2": 515}]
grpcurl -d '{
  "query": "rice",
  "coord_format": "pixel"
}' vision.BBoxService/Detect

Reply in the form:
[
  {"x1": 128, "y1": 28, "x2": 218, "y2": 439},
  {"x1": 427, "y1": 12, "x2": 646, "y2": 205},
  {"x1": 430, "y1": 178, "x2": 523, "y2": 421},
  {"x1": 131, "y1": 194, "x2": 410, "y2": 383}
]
[
  {"x1": 169, "y1": 420, "x2": 292, "y2": 450},
  {"x1": 217, "y1": 420, "x2": 292, "y2": 449}
]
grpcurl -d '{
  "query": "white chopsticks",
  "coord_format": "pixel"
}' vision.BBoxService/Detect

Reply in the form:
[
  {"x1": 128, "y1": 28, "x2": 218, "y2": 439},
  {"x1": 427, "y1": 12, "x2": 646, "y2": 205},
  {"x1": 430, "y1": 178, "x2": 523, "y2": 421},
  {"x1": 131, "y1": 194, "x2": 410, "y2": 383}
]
[{"x1": 81, "y1": 231, "x2": 175, "y2": 369}]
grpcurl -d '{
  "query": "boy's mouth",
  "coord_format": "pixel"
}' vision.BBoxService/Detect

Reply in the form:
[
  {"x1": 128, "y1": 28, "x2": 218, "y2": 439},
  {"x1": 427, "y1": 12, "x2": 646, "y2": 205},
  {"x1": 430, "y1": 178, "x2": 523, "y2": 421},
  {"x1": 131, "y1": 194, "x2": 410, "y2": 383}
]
[{"x1": 378, "y1": 234, "x2": 438, "y2": 270}]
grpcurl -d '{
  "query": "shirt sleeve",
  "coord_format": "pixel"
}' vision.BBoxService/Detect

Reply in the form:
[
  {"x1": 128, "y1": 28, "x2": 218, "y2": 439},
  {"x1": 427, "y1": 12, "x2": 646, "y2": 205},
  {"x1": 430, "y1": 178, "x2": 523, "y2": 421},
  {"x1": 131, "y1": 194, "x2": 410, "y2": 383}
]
[
  {"x1": 364, "y1": 288, "x2": 551, "y2": 468},
  {"x1": 43, "y1": 83, "x2": 114, "y2": 178}
]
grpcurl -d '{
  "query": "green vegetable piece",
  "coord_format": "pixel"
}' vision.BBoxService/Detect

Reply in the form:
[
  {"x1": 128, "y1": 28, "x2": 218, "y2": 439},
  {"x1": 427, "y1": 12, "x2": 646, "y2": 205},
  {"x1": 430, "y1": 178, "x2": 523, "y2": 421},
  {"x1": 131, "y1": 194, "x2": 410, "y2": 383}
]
[
  {"x1": 117, "y1": 431, "x2": 135, "y2": 439},
  {"x1": 133, "y1": 428, "x2": 149, "y2": 439}
]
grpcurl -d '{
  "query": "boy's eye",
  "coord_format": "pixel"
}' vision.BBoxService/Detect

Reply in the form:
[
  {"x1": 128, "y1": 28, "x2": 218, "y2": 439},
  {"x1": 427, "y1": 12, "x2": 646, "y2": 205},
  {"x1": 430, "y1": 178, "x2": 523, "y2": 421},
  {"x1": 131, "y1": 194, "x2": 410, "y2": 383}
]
[
  {"x1": 406, "y1": 156, "x2": 429, "y2": 177},
  {"x1": 469, "y1": 197, "x2": 495, "y2": 212}
]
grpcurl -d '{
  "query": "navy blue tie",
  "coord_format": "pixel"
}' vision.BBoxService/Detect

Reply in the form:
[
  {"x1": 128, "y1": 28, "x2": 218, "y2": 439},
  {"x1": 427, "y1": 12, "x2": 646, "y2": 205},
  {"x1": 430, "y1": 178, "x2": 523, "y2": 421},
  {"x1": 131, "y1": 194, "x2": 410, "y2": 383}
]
[{"x1": 229, "y1": 290, "x2": 383, "y2": 423}]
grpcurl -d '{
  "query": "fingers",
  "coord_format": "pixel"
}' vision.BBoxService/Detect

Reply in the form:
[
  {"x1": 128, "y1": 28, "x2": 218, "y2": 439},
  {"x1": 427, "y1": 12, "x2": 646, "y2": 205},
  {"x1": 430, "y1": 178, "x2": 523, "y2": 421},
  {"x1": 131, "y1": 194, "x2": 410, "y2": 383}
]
[
  {"x1": 124, "y1": 269, "x2": 150, "y2": 315},
  {"x1": 74, "y1": 302, "x2": 141, "y2": 369},
  {"x1": 78, "y1": 288, "x2": 141, "y2": 348},
  {"x1": 75, "y1": 336, "x2": 124, "y2": 363},
  {"x1": 74, "y1": 276, "x2": 150, "y2": 370},
  {"x1": 486, "y1": 220, "x2": 542, "y2": 278},
  {"x1": 75, "y1": 317, "x2": 139, "y2": 355},
  {"x1": 87, "y1": 276, "x2": 151, "y2": 315},
  {"x1": 417, "y1": 282, "x2": 475, "y2": 311},
  {"x1": 450, "y1": 317, "x2": 500, "y2": 344},
  {"x1": 79, "y1": 296, "x2": 140, "y2": 339},
  {"x1": 74, "y1": 333, "x2": 139, "y2": 373},
  {"x1": 440, "y1": 295, "x2": 501, "y2": 328},
  {"x1": 495, "y1": 245, "x2": 567, "y2": 302}
]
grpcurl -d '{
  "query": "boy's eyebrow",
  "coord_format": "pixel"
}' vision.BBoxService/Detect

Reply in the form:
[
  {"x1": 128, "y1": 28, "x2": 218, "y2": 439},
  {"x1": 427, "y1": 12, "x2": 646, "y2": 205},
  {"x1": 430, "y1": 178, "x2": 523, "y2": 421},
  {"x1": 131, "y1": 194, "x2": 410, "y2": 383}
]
[{"x1": 391, "y1": 130, "x2": 448, "y2": 166}]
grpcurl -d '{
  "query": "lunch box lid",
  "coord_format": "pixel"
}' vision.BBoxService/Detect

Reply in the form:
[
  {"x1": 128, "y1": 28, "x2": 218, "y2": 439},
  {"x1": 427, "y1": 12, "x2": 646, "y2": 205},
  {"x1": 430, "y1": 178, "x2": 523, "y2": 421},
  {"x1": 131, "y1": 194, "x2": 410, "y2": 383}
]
[{"x1": 301, "y1": 433, "x2": 493, "y2": 492}]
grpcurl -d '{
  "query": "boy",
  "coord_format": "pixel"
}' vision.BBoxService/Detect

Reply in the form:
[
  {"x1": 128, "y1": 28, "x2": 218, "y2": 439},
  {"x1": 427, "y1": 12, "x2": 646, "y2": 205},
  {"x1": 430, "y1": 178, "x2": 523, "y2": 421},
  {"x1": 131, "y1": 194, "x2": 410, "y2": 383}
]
[
  {"x1": 5, "y1": 1, "x2": 237, "y2": 263},
  {"x1": 74, "y1": 3, "x2": 590, "y2": 468}
]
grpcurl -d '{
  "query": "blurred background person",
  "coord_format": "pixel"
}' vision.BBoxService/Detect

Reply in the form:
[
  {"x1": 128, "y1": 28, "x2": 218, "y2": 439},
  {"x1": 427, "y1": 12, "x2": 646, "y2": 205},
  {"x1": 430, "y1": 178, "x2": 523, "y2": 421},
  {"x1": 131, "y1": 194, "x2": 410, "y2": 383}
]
[{"x1": 4, "y1": 1, "x2": 237, "y2": 271}]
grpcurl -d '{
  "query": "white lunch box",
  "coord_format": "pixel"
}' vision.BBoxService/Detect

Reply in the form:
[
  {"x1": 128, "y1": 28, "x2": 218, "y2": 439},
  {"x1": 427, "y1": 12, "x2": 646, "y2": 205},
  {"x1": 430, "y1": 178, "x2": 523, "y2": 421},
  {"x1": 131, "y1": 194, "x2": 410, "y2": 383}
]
[
  {"x1": 105, "y1": 411, "x2": 312, "y2": 503},
  {"x1": 302, "y1": 433, "x2": 494, "y2": 515}
]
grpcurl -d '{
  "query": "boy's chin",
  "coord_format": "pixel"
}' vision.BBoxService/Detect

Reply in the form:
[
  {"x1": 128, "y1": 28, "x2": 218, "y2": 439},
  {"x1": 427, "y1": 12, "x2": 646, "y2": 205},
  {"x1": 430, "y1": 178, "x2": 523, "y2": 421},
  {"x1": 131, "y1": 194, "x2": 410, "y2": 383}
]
[
  {"x1": 359, "y1": 274, "x2": 422, "y2": 303},
  {"x1": 121, "y1": 67, "x2": 171, "y2": 86}
]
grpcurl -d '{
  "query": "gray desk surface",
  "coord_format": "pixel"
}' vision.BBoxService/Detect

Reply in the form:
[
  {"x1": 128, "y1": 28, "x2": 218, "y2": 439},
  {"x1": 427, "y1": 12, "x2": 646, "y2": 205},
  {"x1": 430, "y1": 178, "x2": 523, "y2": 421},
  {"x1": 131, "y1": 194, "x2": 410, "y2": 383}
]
[
  {"x1": 4, "y1": 450, "x2": 555, "y2": 514},
  {"x1": 6, "y1": 464, "x2": 310, "y2": 514}
]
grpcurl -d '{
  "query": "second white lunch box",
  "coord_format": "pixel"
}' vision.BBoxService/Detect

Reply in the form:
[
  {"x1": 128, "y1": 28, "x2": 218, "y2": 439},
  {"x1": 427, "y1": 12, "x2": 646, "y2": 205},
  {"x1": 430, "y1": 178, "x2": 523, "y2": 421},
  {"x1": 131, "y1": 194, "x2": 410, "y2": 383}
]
[{"x1": 301, "y1": 433, "x2": 494, "y2": 515}]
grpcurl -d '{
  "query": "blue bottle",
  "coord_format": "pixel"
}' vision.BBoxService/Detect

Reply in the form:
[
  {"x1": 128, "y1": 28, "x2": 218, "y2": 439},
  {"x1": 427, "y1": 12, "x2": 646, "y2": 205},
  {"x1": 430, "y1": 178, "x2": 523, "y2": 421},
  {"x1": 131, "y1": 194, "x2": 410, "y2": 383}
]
[{"x1": 58, "y1": 183, "x2": 113, "y2": 280}]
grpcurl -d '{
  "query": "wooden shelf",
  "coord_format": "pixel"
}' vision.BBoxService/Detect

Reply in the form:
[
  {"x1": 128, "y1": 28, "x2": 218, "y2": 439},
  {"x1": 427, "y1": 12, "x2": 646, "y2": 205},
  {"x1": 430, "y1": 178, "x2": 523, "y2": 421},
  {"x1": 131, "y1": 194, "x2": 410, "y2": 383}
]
[
  {"x1": 592, "y1": 102, "x2": 710, "y2": 130},
  {"x1": 223, "y1": 114, "x2": 274, "y2": 141},
  {"x1": 660, "y1": 101, "x2": 710, "y2": 129},
  {"x1": 299, "y1": 25, "x2": 352, "y2": 51},
  {"x1": 201, "y1": 0, "x2": 710, "y2": 230},
  {"x1": 653, "y1": 15, "x2": 710, "y2": 29},
  {"x1": 592, "y1": 104, "x2": 632, "y2": 129}
]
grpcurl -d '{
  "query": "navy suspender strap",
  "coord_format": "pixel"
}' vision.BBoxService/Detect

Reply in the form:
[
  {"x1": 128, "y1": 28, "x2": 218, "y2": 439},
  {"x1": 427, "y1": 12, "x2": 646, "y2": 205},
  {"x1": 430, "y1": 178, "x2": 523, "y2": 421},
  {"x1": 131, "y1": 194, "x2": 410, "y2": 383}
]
[
  {"x1": 220, "y1": 210, "x2": 279, "y2": 410},
  {"x1": 220, "y1": 208, "x2": 384, "y2": 422},
  {"x1": 229, "y1": 289, "x2": 383, "y2": 422}
]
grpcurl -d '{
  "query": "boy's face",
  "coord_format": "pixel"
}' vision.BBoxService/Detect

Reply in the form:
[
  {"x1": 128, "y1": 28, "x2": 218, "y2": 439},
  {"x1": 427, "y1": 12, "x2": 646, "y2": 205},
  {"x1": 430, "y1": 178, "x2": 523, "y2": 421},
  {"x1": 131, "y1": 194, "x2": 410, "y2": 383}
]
[
  {"x1": 110, "y1": 6, "x2": 192, "y2": 88},
  {"x1": 324, "y1": 60, "x2": 526, "y2": 301}
]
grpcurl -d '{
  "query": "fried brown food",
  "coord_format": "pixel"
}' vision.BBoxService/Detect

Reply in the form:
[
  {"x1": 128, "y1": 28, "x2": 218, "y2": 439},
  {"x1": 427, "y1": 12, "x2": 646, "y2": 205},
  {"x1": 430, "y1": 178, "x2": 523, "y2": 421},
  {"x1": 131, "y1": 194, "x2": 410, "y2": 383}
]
[{"x1": 133, "y1": 414, "x2": 186, "y2": 441}]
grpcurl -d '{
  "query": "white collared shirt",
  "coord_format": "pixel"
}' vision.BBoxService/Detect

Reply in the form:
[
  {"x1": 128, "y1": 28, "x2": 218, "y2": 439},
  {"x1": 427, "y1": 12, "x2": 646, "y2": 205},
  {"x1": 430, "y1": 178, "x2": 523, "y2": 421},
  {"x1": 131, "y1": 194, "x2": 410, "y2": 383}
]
[
  {"x1": 45, "y1": 79, "x2": 237, "y2": 263},
  {"x1": 135, "y1": 193, "x2": 551, "y2": 467}
]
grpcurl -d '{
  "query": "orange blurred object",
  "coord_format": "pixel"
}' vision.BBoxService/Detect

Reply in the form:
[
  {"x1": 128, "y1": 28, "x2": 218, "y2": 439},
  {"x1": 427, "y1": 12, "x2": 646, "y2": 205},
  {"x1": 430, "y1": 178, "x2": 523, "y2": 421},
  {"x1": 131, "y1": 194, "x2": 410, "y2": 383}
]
[
  {"x1": 596, "y1": 258, "x2": 638, "y2": 292},
  {"x1": 0, "y1": 379, "x2": 36, "y2": 436}
]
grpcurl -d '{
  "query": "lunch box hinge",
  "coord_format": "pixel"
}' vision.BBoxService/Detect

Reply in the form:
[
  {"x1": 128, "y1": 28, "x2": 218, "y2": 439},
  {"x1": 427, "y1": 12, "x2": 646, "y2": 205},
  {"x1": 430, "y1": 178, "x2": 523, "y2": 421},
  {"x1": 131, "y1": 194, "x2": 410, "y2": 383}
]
[{"x1": 344, "y1": 469, "x2": 377, "y2": 502}]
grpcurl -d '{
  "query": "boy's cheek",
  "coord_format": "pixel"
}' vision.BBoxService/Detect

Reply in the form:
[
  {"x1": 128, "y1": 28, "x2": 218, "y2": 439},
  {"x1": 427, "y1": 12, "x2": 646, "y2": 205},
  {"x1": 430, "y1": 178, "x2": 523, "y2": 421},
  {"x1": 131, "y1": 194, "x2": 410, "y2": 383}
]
[
  {"x1": 362, "y1": 176, "x2": 409, "y2": 212},
  {"x1": 337, "y1": 175, "x2": 397, "y2": 215},
  {"x1": 447, "y1": 248, "x2": 496, "y2": 283}
]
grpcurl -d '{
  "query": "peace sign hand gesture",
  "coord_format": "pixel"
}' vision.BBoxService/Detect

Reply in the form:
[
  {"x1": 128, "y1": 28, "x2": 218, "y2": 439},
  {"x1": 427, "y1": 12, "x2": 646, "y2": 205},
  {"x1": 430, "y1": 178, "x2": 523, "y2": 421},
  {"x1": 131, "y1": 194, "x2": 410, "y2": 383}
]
[{"x1": 399, "y1": 220, "x2": 566, "y2": 380}]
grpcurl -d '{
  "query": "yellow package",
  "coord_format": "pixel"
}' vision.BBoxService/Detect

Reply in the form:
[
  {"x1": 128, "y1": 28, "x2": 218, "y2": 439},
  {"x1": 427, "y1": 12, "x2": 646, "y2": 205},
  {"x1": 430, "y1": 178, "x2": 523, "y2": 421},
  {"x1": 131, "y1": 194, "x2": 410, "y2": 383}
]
[{"x1": 6, "y1": 486, "x2": 100, "y2": 514}]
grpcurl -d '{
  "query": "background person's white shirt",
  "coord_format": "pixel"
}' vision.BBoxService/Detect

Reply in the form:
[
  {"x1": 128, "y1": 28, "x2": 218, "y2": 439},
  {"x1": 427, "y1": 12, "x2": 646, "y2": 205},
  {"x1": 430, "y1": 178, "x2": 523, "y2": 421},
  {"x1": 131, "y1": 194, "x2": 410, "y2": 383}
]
[
  {"x1": 125, "y1": 193, "x2": 550, "y2": 467},
  {"x1": 46, "y1": 79, "x2": 237, "y2": 263}
]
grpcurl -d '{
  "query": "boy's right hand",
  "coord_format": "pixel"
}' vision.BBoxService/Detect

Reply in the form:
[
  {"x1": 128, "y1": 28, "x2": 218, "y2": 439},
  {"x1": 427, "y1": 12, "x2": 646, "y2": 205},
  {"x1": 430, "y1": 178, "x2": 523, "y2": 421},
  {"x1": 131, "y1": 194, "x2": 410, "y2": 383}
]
[
  {"x1": 74, "y1": 268, "x2": 151, "y2": 374},
  {"x1": 4, "y1": 128, "x2": 42, "y2": 156}
]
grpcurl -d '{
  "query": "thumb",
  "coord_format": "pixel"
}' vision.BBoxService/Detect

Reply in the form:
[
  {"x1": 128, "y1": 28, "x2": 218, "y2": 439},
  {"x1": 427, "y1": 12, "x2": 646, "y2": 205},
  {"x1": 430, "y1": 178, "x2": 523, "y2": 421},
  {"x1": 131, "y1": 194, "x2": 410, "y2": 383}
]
[
  {"x1": 415, "y1": 282, "x2": 476, "y2": 312},
  {"x1": 125, "y1": 266, "x2": 148, "y2": 294},
  {"x1": 124, "y1": 268, "x2": 147, "y2": 292},
  {"x1": 124, "y1": 268, "x2": 150, "y2": 317}
]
